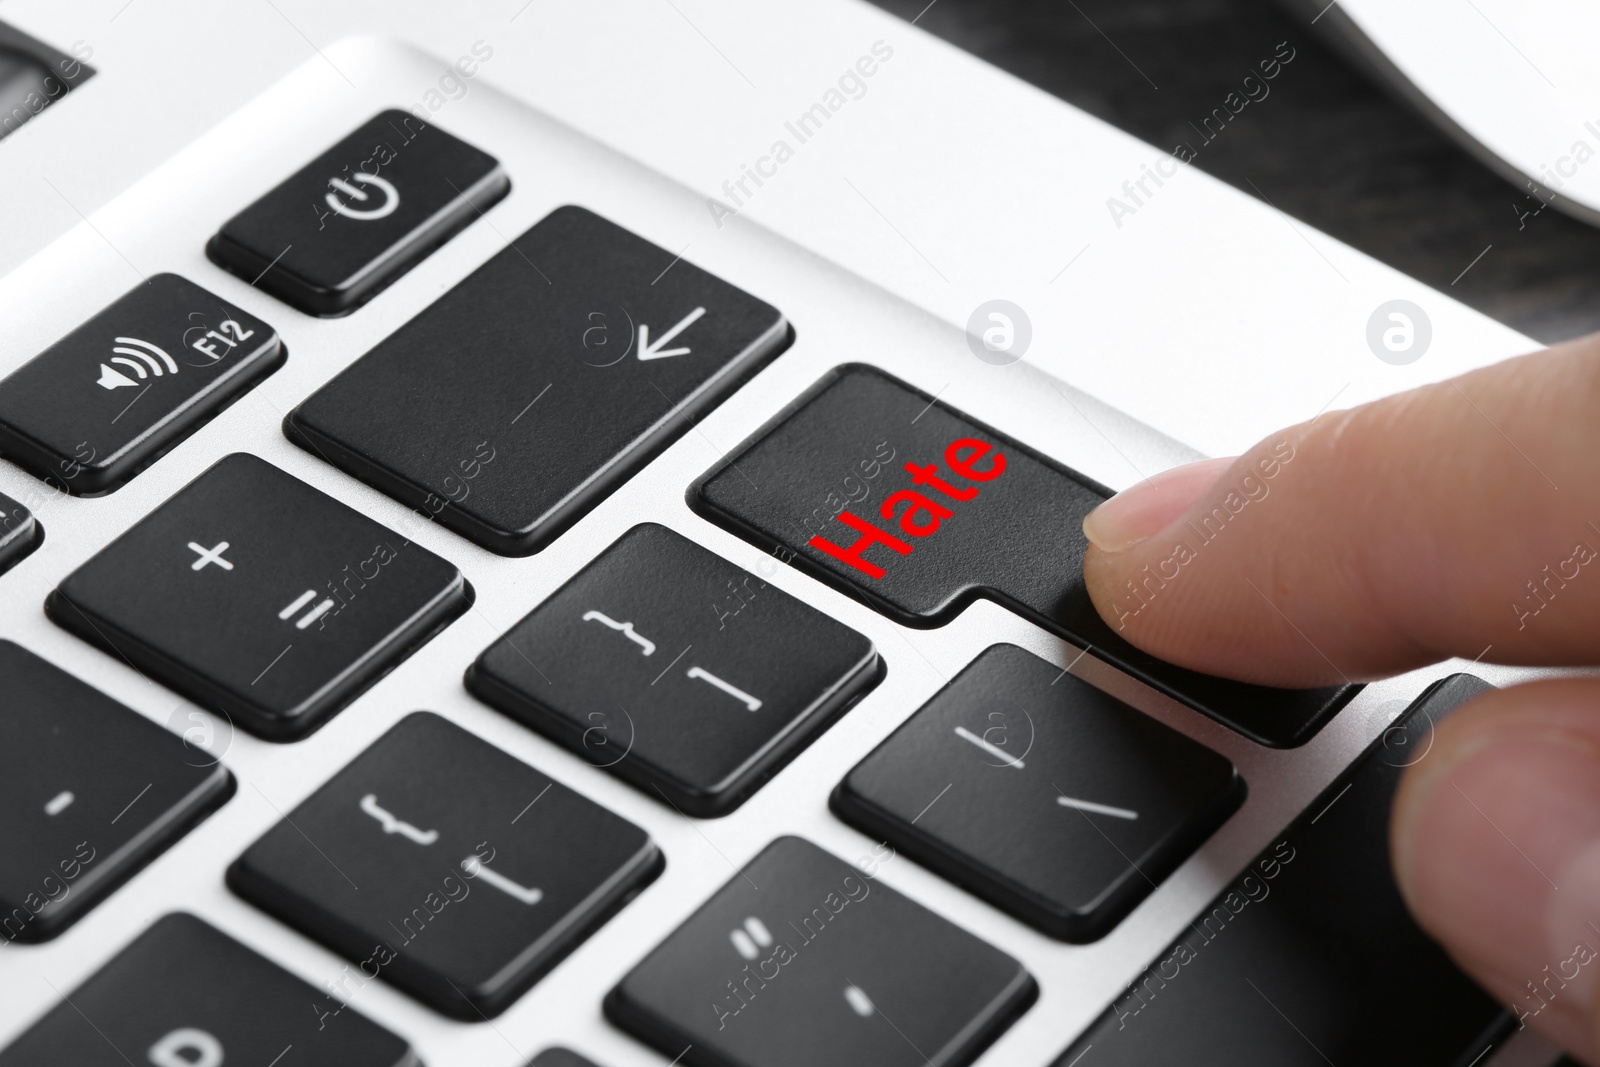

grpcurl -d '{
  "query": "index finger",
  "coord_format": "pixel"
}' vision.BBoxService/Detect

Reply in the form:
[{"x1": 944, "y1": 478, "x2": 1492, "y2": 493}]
[{"x1": 1080, "y1": 333, "x2": 1600, "y2": 686}]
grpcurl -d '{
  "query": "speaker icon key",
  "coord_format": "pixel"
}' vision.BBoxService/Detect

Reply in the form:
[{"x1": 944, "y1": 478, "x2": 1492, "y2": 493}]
[
  {"x1": 0, "y1": 273, "x2": 284, "y2": 495},
  {"x1": 97, "y1": 336, "x2": 178, "y2": 390}
]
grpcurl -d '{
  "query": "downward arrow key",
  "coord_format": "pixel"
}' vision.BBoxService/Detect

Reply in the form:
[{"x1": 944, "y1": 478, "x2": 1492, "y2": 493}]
[{"x1": 637, "y1": 306, "x2": 707, "y2": 361}]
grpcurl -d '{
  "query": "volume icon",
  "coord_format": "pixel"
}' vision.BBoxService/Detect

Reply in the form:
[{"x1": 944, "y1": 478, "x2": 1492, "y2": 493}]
[{"x1": 98, "y1": 337, "x2": 179, "y2": 390}]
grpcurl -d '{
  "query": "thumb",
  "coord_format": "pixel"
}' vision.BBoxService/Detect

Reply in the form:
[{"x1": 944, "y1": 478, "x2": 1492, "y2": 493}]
[
  {"x1": 1392, "y1": 678, "x2": 1600, "y2": 1061},
  {"x1": 1080, "y1": 332, "x2": 1600, "y2": 686}
]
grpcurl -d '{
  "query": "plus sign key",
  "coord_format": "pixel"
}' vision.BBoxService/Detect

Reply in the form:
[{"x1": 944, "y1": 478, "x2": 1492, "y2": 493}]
[{"x1": 46, "y1": 454, "x2": 470, "y2": 740}]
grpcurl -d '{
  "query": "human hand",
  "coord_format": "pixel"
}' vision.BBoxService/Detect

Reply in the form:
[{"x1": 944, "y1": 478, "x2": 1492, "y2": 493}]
[{"x1": 1080, "y1": 331, "x2": 1600, "y2": 1061}]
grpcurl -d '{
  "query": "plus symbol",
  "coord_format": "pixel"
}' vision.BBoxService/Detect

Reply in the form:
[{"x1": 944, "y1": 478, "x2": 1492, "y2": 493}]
[{"x1": 187, "y1": 541, "x2": 234, "y2": 572}]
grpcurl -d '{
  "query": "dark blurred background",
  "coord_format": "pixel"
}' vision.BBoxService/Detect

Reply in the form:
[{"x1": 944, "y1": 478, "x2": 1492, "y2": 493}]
[{"x1": 866, "y1": 0, "x2": 1600, "y2": 344}]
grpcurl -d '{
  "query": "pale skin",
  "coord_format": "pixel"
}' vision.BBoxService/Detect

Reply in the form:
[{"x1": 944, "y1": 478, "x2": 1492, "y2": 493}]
[{"x1": 1080, "y1": 330, "x2": 1600, "y2": 1061}]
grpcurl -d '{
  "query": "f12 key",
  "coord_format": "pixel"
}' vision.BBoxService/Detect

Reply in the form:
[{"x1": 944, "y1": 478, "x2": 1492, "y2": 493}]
[{"x1": 0, "y1": 274, "x2": 282, "y2": 494}]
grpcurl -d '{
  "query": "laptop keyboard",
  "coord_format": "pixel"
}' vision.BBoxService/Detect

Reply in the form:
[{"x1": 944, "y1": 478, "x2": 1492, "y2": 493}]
[{"x1": 0, "y1": 58, "x2": 1521, "y2": 1067}]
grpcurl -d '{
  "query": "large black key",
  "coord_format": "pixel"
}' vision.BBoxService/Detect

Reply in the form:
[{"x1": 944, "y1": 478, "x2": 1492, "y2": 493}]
[
  {"x1": 0, "y1": 641, "x2": 233, "y2": 943},
  {"x1": 1051, "y1": 675, "x2": 1510, "y2": 1066},
  {"x1": 529, "y1": 1052, "x2": 605, "y2": 1067},
  {"x1": 690, "y1": 364, "x2": 1355, "y2": 748},
  {"x1": 0, "y1": 912, "x2": 415, "y2": 1066},
  {"x1": 208, "y1": 109, "x2": 508, "y2": 316},
  {"x1": 47, "y1": 453, "x2": 469, "y2": 740},
  {"x1": 0, "y1": 274, "x2": 282, "y2": 494},
  {"x1": 607, "y1": 836, "x2": 1034, "y2": 1067},
  {"x1": 229, "y1": 712, "x2": 663, "y2": 1019},
  {"x1": 468, "y1": 523, "x2": 881, "y2": 816},
  {"x1": 285, "y1": 205, "x2": 788, "y2": 555},
  {"x1": 0, "y1": 489, "x2": 42, "y2": 575},
  {"x1": 833, "y1": 644, "x2": 1243, "y2": 941}
]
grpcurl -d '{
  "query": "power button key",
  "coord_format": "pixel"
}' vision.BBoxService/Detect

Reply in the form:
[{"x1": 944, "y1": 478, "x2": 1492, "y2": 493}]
[{"x1": 207, "y1": 109, "x2": 508, "y2": 316}]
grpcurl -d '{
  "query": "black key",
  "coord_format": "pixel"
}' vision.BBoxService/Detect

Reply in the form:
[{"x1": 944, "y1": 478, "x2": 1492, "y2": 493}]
[
  {"x1": 46, "y1": 453, "x2": 469, "y2": 741},
  {"x1": 468, "y1": 523, "x2": 881, "y2": 816},
  {"x1": 607, "y1": 835, "x2": 1034, "y2": 1067},
  {"x1": 0, "y1": 912, "x2": 415, "y2": 1066},
  {"x1": 228, "y1": 712, "x2": 663, "y2": 1019},
  {"x1": 833, "y1": 644, "x2": 1243, "y2": 941},
  {"x1": 1052, "y1": 674, "x2": 1510, "y2": 1067},
  {"x1": 0, "y1": 274, "x2": 283, "y2": 495},
  {"x1": 285, "y1": 205, "x2": 789, "y2": 555},
  {"x1": 529, "y1": 1051, "x2": 605, "y2": 1067},
  {"x1": 690, "y1": 364, "x2": 1356, "y2": 748},
  {"x1": 0, "y1": 489, "x2": 42, "y2": 575},
  {"x1": 0, "y1": 641, "x2": 233, "y2": 944},
  {"x1": 208, "y1": 109, "x2": 508, "y2": 316}
]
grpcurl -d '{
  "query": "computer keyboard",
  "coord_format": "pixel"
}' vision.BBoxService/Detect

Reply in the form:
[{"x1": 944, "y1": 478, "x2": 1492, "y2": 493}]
[{"x1": 0, "y1": 39, "x2": 1532, "y2": 1067}]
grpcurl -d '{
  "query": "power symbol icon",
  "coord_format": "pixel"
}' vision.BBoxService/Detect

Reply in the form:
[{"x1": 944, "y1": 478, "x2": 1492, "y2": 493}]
[{"x1": 326, "y1": 172, "x2": 400, "y2": 220}]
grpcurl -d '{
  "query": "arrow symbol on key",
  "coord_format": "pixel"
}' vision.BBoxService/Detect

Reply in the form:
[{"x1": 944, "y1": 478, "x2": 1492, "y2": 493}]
[{"x1": 637, "y1": 306, "x2": 706, "y2": 360}]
